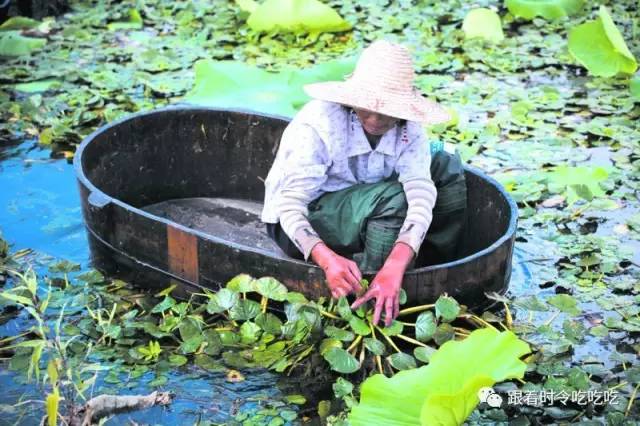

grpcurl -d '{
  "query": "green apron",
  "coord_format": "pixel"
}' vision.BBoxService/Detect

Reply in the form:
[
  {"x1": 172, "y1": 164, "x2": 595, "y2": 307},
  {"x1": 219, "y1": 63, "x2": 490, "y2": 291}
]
[{"x1": 306, "y1": 146, "x2": 467, "y2": 271}]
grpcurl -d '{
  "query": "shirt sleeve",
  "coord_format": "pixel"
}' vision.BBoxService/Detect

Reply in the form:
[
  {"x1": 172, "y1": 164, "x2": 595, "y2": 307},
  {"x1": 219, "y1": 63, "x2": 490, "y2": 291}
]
[
  {"x1": 276, "y1": 121, "x2": 329, "y2": 260},
  {"x1": 394, "y1": 129, "x2": 437, "y2": 254}
]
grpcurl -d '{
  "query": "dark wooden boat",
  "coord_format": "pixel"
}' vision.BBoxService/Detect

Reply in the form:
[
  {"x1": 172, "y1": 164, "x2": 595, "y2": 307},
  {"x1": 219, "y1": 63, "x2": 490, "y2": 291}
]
[{"x1": 75, "y1": 106, "x2": 517, "y2": 310}]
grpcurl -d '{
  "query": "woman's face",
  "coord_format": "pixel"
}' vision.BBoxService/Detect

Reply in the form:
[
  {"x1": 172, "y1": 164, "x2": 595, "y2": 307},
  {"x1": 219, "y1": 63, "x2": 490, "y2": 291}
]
[{"x1": 353, "y1": 108, "x2": 399, "y2": 136}]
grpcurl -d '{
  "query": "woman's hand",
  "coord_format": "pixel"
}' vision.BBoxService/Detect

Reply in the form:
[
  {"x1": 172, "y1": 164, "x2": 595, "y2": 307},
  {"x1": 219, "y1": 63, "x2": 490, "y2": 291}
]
[
  {"x1": 311, "y1": 243, "x2": 362, "y2": 299},
  {"x1": 351, "y1": 242, "x2": 414, "y2": 326}
]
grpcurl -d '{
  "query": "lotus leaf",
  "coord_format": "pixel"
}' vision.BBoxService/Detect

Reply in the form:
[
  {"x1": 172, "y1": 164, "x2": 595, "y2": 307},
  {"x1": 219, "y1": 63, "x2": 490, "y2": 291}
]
[
  {"x1": 0, "y1": 16, "x2": 41, "y2": 31},
  {"x1": 349, "y1": 328, "x2": 530, "y2": 425},
  {"x1": 0, "y1": 31, "x2": 46, "y2": 56},
  {"x1": 238, "y1": 0, "x2": 352, "y2": 35},
  {"x1": 462, "y1": 8, "x2": 504, "y2": 43},
  {"x1": 568, "y1": 6, "x2": 637, "y2": 77},
  {"x1": 184, "y1": 57, "x2": 355, "y2": 118},
  {"x1": 505, "y1": 0, "x2": 584, "y2": 20}
]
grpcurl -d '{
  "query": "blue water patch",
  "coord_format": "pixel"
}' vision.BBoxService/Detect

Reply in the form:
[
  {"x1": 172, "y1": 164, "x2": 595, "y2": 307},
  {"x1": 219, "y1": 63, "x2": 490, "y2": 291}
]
[{"x1": 0, "y1": 140, "x2": 89, "y2": 265}]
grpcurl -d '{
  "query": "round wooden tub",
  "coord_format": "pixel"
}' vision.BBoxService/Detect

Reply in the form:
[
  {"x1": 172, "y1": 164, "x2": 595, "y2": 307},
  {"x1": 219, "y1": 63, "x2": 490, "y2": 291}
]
[{"x1": 74, "y1": 106, "x2": 517, "y2": 310}]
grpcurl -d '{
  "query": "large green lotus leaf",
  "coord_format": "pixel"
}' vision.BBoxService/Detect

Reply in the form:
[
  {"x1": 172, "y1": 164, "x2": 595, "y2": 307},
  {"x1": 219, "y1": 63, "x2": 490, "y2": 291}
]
[
  {"x1": 184, "y1": 59, "x2": 298, "y2": 117},
  {"x1": 0, "y1": 16, "x2": 41, "y2": 31},
  {"x1": 349, "y1": 328, "x2": 530, "y2": 426},
  {"x1": 287, "y1": 56, "x2": 356, "y2": 109},
  {"x1": 545, "y1": 166, "x2": 609, "y2": 204},
  {"x1": 0, "y1": 31, "x2": 46, "y2": 56},
  {"x1": 505, "y1": 0, "x2": 584, "y2": 20},
  {"x1": 236, "y1": 0, "x2": 259, "y2": 13},
  {"x1": 568, "y1": 6, "x2": 637, "y2": 77},
  {"x1": 244, "y1": 0, "x2": 352, "y2": 34},
  {"x1": 183, "y1": 58, "x2": 356, "y2": 118},
  {"x1": 462, "y1": 8, "x2": 504, "y2": 43},
  {"x1": 420, "y1": 375, "x2": 495, "y2": 425}
]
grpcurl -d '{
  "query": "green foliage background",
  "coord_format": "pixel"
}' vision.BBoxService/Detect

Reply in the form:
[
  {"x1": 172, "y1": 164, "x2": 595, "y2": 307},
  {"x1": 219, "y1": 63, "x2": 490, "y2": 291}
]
[{"x1": 0, "y1": 0, "x2": 639, "y2": 424}]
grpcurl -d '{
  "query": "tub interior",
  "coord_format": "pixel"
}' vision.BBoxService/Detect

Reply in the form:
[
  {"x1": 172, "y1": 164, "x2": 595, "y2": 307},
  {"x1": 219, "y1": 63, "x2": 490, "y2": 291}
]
[{"x1": 80, "y1": 108, "x2": 512, "y2": 266}]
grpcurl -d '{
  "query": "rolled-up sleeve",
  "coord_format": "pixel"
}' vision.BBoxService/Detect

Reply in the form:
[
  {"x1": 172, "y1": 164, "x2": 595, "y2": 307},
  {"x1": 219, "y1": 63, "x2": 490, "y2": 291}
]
[
  {"x1": 394, "y1": 132, "x2": 437, "y2": 254},
  {"x1": 277, "y1": 122, "x2": 330, "y2": 260}
]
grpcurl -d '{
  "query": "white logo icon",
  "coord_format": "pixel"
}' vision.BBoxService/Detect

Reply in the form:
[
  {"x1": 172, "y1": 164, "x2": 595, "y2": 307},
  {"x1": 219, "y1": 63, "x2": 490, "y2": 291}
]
[{"x1": 478, "y1": 387, "x2": 503, "y2": 408}]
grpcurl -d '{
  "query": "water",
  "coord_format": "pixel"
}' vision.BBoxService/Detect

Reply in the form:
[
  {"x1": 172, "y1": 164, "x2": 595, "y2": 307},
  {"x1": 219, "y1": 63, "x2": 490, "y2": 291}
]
[
  {"x1": 0, "y1": 140, "x2": 298, "y2": 425},
  {"x1": 0, "y1": 140, "x2": 88, "y2": 265},
  {"x1": 1, "y1": 139, "x2": 630, "y2": 423}
]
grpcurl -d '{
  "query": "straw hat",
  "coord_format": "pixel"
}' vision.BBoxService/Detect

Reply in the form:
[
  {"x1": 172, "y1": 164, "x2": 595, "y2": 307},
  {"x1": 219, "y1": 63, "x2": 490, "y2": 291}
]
[{"x1": 304, "y1": 40, "x2": 450, "y2": 124}]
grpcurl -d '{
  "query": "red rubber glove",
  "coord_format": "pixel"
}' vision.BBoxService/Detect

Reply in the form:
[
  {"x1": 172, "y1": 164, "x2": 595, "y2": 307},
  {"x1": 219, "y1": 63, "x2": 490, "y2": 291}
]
[
  {"x1": 351, "y1": 242, "x2": 414, "y2": 326},
  {"x1": 311, "y1": 243, "x2": 363, "y2": 299}
]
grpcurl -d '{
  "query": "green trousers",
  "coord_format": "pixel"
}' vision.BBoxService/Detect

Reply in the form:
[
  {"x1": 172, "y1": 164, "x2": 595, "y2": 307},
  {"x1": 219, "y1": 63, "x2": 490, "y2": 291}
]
[{"x1": 305, "y1": 149, "x2": 467, "y2": 271}]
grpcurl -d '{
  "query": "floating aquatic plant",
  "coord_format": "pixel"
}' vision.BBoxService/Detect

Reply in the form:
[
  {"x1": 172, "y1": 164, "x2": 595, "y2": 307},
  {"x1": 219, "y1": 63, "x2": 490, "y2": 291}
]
[
  {"x1": 505, "y1": 0, "x2": 584, "y2": 20},
  {"x1": 0, "y1": 31, "x2": 46, "y2": 56},
  {"x1": 107, "y1": 8, "x2": 143, "y2": 31},
  {"x1": 568, "y1": 6, "x2": 638, "y2": 77},
  {"x1": 462, "y1": 8, "x2": 504, "y2": 43},
  {"x1": 236, "y1": 0, "x2": 352, "y2": 35}
]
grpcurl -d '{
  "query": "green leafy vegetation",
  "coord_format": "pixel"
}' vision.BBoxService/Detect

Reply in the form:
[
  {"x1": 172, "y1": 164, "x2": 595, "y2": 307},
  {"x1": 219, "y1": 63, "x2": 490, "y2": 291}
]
[
  {"x1": 505, "y1": 0, "x2": 585, "y2": 20},
  {"x1": 184, "y1": 56, "x2": 355, "y2": 117},
  {"x1": 1, "y1": 0, "x2": 639, "y2": 423},
  {"x1": 462, "y1": 8, "x2": 504, "y2": 43},
  {"x1": 349, "y1": 328, "x2": 530, "y2": 425},
  {"x1": 568, "y1": 6, "x2": 638, "y2": 77},
  {"x1": 237, "y1": 0, "x2": 352, "y2": 35}
]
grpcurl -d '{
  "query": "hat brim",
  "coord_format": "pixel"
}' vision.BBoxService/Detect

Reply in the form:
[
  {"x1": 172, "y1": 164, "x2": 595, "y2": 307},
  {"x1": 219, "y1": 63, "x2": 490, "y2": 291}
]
[{"x1": 303, "y1": 81, "x2": 451, "y2": 125}]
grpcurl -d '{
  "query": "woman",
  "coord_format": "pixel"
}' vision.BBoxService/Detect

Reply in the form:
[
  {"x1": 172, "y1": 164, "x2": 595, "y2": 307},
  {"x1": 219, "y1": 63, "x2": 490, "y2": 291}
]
[{"x1": 261, "y1": 40, "x2": 466, "y2": 326}]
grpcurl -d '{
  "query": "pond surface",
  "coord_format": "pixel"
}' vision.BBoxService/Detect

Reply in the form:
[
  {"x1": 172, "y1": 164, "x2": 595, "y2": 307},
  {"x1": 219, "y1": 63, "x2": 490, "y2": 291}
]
[
  {"x1": 0, "y1": 140, "x2": 303, "y2": 424},
  {"x1": 3, "y1": 135, "x2": 636, "y2": 423}
]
